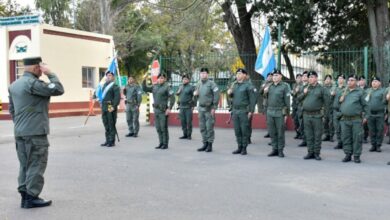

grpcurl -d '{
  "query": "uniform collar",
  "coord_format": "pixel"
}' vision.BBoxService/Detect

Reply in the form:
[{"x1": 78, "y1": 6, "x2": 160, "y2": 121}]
[{"x1": 23, "y1": 71, "x2": 38, "y2": 79}]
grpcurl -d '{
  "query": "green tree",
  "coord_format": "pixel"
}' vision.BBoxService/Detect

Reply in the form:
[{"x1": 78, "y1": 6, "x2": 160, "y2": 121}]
[
  {"x1": 0, "y1": 0, "x2": 31, "y2": 16},
  {"x1": 35, "y1": 0, "x2": 71, "y2": 27}
]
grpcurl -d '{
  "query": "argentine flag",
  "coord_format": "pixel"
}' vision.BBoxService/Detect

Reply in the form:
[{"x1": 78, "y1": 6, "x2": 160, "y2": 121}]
[
  {"x1": 95, "y1": 56, "x2": 122, "y2": 103},
  {"x1": 255, "y1": 26, "x2": 276, "y2": 77}
]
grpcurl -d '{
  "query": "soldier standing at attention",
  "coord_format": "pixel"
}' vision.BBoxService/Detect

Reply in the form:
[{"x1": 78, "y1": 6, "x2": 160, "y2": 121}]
[
  {"x1": 338, "y1": 74, "x2": 369, "y2": 163},
  {"x1": 142, "y1": 73, "x2": 175, "y2": 149},
  {"x1": 367, "y1": 76, "x2": 386, "y2": 152},
  {"x1": 8, "y1": 57, "x2": 64, "y2": 208},
  {"x1": 194, "y1": 68, "x2": 220, "y2": 152},
  {"x1": 259, "y1": 73, "x2": 273, "y2": 138},
  {"x1": 124, "y1": 76, "x2": 142, "y2": 137},
  {"x1": 245, "y1": 73, "x2": 257, "y2": 144},
  {"x1": 264, "y1": 70, "x2": 291, "y2": 158},
  {"x1": 332, "y1": 74, "x2": 346, "y2": 149},
  {"x1": 322, "y1": 74, "x2": 334, "y2": 142},
  {"x1": 298, "y1": 71, "x2": 329, "y2": 160},
  {"x1": 99, "y1": 71, "x2": 121, "y2": 147},
  {"x1": 297, "y1": 71, "x2": 309, "y2": 146},
  {"x1": 176, "y1": 74, "x2": 195, "y2": 140},
  {"x1": 227, "y1": 68, "x2": 256, "y2": 155},
  {"x1": 291, "y1": 73, "x2": 303, "y2": 139},
  {"x1": 358, "y1": 76, "x2": 369, "y2": 143}
]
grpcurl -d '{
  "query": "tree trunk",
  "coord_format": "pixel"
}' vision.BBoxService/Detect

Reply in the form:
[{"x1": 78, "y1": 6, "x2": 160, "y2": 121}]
[{"x1": 281, "y1": 45, "x2": 294, "y2": 81}]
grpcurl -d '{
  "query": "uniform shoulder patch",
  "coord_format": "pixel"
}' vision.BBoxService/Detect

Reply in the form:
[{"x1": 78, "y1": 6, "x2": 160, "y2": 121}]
[
  {"x1": 213, "y1": 87, "x2": 219, "y2": 92},
  {"x1": 48, "y1": 83, "x2": 56, "y2": 89}
]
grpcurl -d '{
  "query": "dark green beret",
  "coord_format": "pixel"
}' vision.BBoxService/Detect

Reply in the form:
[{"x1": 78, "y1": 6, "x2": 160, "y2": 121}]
[
  {"x1": 23, "y1": 57, "x2": 42, "y2": 65},
  {"x1": 308, "y1": 71, "x2": 318, "y2": 77},
  {"x1": 158, "y1": 73, "x2": 166, "y2": 78},
  {"x1": 372, "y1": 76, "x2": 381, "y2": 81}
]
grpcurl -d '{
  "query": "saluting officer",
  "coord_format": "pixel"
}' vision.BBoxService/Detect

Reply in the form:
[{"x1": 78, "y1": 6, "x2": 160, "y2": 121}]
[
  {"x1": 297, "y1": 71, "x2": 309, "y2": 146},
  {"x1": 8, "y1": 57, "x2": 64, "y2": 208},
  {"x1": 298, "y1": 71, "x2": 329, "y2": 160},
  {"x1": 124, "y1": 76, "x2": 142, "y2": 137},
  {"x1": 227, "y1": 68, "x2": 256, "y2": 155},
  {"x1": 322, "y1": 74, "x2": 334, "y2": 142},
  {"x1": 338, "y1": 74, "x2": 369, "y2": 163},
  {"x1": 142, "y1": 73, "x2": 175, "y2": 149},
  {"x1": 264, "y1": 69, "x2": 291, "y2": 158},
  {"x1": 176, "y1": 74, "x2": 195, "y2": 140},
  {"x1": 194, "y1": 68, "x2": 220, "y2": 152}
]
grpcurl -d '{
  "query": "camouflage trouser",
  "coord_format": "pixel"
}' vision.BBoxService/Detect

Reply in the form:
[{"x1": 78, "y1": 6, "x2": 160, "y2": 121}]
[
  {"x1": 233, "y1": 110, "x2": 249, "y2": 147},
  {"x1": 102, "y1": 111, "x2": 117, "y2": 143},
  {"x1": 341, "y1": 119, "x2": 363, "y2": 156},
  {"x1": 179, "y1": 108, "x2": 193, "y2": 137},
  {"x1": 126, "y1": 105, "x2": 140, "y2": 135},
  {"x1": 368, "y1": 114, "x2": 385, "y2": 146},
  {"x1": 303, "y1": 114, "x2": 323, "y2": 154},
  {"x1": 155, "y1": 110, "x2": 169, "y2": 145},
  {"x1": 15, "y1": 135, "x2": 49, "y2": 197},
  {"x1": 199, "y1": 110, "x2": 215, "y2": 143}
]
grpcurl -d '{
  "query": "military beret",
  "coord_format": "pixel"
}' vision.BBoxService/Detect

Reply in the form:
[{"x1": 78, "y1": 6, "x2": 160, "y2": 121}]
[
  {"x1": 348, "y1": 74, "x2": 358, "y2": 80},
  {"x1": 372, "y1": 76, "x2": 381, "y2": 81},
  {"x1": 302, "y1": 71, "x2": 309, "y2": 76},
  {"x1": 337, "y1": 74, "x2": 345, "y2": 79},
  {"x1": 308, "y1": 71, "x2": 318, "y2": 77},
  {"x1": 23, "y1": 57, "x2": 42, "y2": 66},
  {"x1": 158, "y1": 73, "x2": 167, "y2": 78},
  {"x1": 236, "y1": 68, "x2": 248, "y2": 74},
  {"x1": 272, "y1": 69, "x2": 282, "y2": 75},
  {"x1": 358, "y1": 75, "x2": 365, "y2": 80},
  {"x1": 296, "y1": 73, "x2": 302, "y2": 77},
  {"x1": 200, "y1": 67, "x2": 209, "y2": 73},
  {"x1": 324, "y1": 74, "x2": 332, "y2": 80},
  {"x1": 105, "y1": 70, "x2": 114, "y2": 76},
  {"x1": 182, "y1": 74, "x2": 190, "y2": 79}
]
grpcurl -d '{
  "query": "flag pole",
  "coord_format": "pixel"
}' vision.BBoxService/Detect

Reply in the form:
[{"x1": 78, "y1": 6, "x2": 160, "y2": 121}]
[{"x1": 277, "y1": 23, "x2": 282, "y2": 71}]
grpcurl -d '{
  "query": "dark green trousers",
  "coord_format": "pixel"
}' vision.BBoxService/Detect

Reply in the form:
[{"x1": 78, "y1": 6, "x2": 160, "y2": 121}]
[
  {"x1": 333, "y1": 110, "x2": 342, "y2": 144},
  {"x1": 323, "y1": 110, "x2": 334, "y2": 138},
  {"x1": 126, "y1": 105, "x2": 140, "y2": 135},
  {"x1": 368, "y1": 114, "x2": 385, "y2": 146},
  {"x1": 179, "y1": 108, "x2": 193, "y2": 137},
  {"x1": 15, "y1": 135, "x2": 49, "y2": 197},
  {"x1": 154, "y1": 110, "x2": 169, "y2": 145},
  {"x1": 303, "y1": 114, "x2": 323, "y2": 154},
  {"x1": 199, "y1": 110, "x2": 215, "y2": 143},
  {"x1": 341, "y1": 119, "x2": 363, "y2": 156},
  {"x1": 102, "y1": 110, "x2": 117, "y2": 143},
  {"x1": 266, "y1": 110, "x2": 285, "y2": 150},
  {"x1": 233, "y1": 110, "x2": 249, "y2": 147}
]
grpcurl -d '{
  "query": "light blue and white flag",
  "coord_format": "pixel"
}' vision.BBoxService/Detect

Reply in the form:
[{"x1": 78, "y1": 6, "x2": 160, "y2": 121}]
[
  {"x1": 96, "y1": 52, "x2": 122, "y2": 103},
  {"x1": 255, "y1": 26, "x2": 276, "y2": 77}
]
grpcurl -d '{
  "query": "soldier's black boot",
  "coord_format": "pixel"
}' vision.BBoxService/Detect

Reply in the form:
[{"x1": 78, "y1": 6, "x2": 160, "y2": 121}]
[
  {"x1": 24, "y1": 194, "x2": 52, "y2": 209},
  {"x1": 155, "y1": 143, "x2": 163, "y2": 149},
  {"x1": 241, "y1": 146, "x2": 247, "y2": 155},
  {"x1": 161, "y1": 144, "x2": 168, "y2": 149},
  {"x1": 248, "y1": 137, "x2": 252, "y2": 144},
  {"x1": 363, "y1": 138, "x2": 368, "y2": 144},
  {"x1": 303, "y1": 153, "x2": 315, "y2": 160},
  {"x1": 187, "y1": 134, "x2": 192, "y2": 140},
  {"x1": 232, "y1": 146, "x2": 242, "y2": 154},
  {"x1": 278, "y1": 150, "x2": 284, "y2": 158},
  {"x1": 179, "y1": 135, "x2": 188, "y2": 139},
  {"x1": 294, "y1": 132, "x2": 300, "y2": 139},
  {"x1": 126, "y1": 133, "x2": 134, "y2": 137},
  {"x1": 334, "y1": 142, "x2": 343, "y2": 149},
  {"x1": 197, "y1": 142, "x2": 208, "y2": 151},
  {"x1": 298, "y1": 141, "x2": 307, "y2": 147},
  {"x1": 133, "y1": 133, "x2": 138, "y2": 138},
  {"x1": 387, "y1": 138, "x2": 390, "y2": 145},
  {"x1": 322, "y1": 136, "x2": 330, "y2": 141},
  {"x1": 369, "y1": 145, "x2": 376, "y2": 152},
  {"x1": 19, "y1": 191, "x2": 26, "y2": 208},
  {"x1": 264, "y1": 133, "x2": 270, "y2": 138},
  {"x1": 387, "y1": 161, "x2": 390, "y2": 165},
  {"x1": 314, "y1": 153, "x2": 322, "y2": 161},
  {"x1": 376, "y1": 145, "x2": 382, "y2": 152},
  {"x1": 354, "y1": 156, "x2": 361, "y2": 163},
  {"x1": 342, "y1": 154, "x2": 352, "y2": 162},
  {"x1": 107, "y1": 142, "x2": 115, "y2": 147},
  {"x1": 268, "y1": 149, "x2": 278, "y2": 157},
  {"x1": 205, "y1": 142, "x2": 213, "y2": 152},
  {"x1": 100, "y1": 142, "x2": 108, "y2": 147}
]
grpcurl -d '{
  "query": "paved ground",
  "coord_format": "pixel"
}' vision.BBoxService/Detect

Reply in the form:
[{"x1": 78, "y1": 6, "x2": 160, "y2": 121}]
[{"x1": 1, "y1": 112, "x2": 390, "y2": 220}]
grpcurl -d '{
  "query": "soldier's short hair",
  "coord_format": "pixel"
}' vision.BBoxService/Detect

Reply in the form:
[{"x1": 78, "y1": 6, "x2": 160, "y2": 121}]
[
  {"x1": 236, "y1": 68, "x2": 248, "y2": 74},
  {"x1": 337, "y1": 74, "x2": 345, "y2": 79},
  {"x1": 200, "y1": 67, "x2": 209, "y2": 73},
  {"x1": 302, "y1": 70, "x2": 309, "y2": 76},
  {"x1": 158, "y1": 73, "x2": 166, "y2": 78},
  {"x1": 358, "y1": 75, "x2": 366, "y2": 80},
  {"x1": 296, "y1": 73, "x2": 302, "y2": 78},
  {"x1": 182, "y1": 74, "x2": 190, "y2": 80},
  {"x1": 324, "y1": 74, "x2": 332, "y2": 80}
]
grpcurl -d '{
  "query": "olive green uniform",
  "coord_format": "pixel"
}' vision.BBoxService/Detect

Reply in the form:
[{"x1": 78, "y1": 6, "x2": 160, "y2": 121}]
[
  {"x1": 177, "y1": 83, "x2": 195, "y2": 138},
  {"x1": 297, "y1": 82, "x2": 308, "y2": 142},
  {"x1": 333, "y1": 85, "x2": 345, "y2": 147},
  {"x1": 366, "y1": 87, "x2": 386, "y2": 149},
  {"x1": 195, "y1": 79, "x2": 220, "y2": 145},
  {"x1": 298, "y1": 83, "x2": 330, "y2": 155},
  {"x1": 230, "y1": 80, "x2": 256, "y2": 150},
  {"x1": 124, "y1": 83, "x2": 142, "y2": 136},
  {"x1": 338, "y1": 88, "x2": 369, "y2": 157},
  {"x1": 8, "y1": 72, "x2": 64, "y2": 197},
  {"x1": 101, "y1": 82, "x2": 121, "y2": 144},
  {"x1": 361, "y1": 86, "x2": 370, "y2": 142},
  {"x1": 323, "y1": 83, "x2": 334, "y2": 139},
  {"x1": 266, "y1": 82, "x2": 291, "y2": 151},
  {"x1": 143, "y1": 80, "x2": 175, "y2": 146},
  {"x1": 291, "y1": 82, "x2": 303, "y2": 136}
]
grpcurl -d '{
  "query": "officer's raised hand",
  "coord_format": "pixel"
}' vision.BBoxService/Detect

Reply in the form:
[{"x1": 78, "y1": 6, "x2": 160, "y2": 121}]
[
  {"x1": 39, "y1": 63, "x2": 51, "y2": 75},
  {"x1": 165, "y1": 108, "x2": 170, "y2": 116}
]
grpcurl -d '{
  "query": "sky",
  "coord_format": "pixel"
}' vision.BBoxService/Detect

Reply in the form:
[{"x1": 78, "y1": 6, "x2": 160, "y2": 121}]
[{"x1": 15, "y1": 0, "x2": 36, "y2": 9}]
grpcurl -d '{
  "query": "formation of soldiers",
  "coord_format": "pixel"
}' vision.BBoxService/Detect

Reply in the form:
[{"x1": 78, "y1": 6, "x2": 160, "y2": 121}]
[{"x1": 7, "y1": 57, "x2": 390, "y2": 209}]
